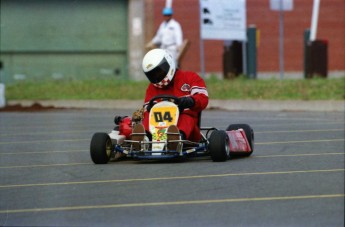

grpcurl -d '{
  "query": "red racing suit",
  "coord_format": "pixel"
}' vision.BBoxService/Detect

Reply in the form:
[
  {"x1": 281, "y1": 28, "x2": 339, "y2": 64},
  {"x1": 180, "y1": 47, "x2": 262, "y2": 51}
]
[{"x1": 143, "y1": 69, "x2": 209, "y2": 141}]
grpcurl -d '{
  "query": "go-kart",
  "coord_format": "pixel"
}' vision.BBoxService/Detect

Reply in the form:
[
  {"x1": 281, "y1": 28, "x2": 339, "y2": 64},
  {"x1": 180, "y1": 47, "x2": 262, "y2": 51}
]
[{"x1": 90, "y1": 95, "x2": 254, "y2": 164}]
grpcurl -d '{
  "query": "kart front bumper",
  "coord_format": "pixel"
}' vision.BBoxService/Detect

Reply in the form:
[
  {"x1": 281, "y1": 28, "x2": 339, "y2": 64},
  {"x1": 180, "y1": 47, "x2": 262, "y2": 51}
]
[{"x1": 114, "y1": 144, "x2": 208, "y2": 160}]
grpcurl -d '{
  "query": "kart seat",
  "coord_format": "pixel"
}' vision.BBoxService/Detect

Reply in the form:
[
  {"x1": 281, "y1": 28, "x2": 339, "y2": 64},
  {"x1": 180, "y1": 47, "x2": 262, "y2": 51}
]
[
  {"x1": 188, "y1": 112, "x2": 202, "y2": 142},
  {"x1": 197, "y1": 111, "x2": 202, "y2": 128}
]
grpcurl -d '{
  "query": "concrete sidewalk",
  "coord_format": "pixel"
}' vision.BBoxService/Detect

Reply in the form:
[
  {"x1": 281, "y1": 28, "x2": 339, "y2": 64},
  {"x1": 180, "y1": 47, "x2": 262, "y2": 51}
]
[{"x1": 6, "y1": 99, "x2": 345, "y2": 112}]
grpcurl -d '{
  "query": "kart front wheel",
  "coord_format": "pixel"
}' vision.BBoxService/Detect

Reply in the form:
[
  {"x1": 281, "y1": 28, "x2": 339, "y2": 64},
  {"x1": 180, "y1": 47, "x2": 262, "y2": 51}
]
[
  {"x1": 90, "y1": 133, "x2": 112, "y2": 164},
  {"x1": 208, "y1": 130, "x2": 230, "y2": 162}
]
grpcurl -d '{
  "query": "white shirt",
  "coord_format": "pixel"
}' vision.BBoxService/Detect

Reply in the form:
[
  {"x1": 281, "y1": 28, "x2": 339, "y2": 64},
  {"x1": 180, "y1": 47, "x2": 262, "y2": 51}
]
[{"x1": 151, "y1": 18, "x2": 183, "y2": 61}]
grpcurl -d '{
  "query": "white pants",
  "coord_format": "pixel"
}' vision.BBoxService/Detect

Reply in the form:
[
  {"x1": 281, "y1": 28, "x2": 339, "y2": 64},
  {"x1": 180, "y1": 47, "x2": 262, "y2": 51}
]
[{"x1": 0, "y1": 83, "x2": 5, "y2": 108}]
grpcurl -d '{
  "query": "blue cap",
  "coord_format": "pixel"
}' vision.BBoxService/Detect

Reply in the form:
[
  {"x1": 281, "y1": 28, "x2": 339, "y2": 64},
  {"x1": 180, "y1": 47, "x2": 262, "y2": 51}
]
[{"x1": 162, "y1": 7, "x2": 173, "y2": 16}]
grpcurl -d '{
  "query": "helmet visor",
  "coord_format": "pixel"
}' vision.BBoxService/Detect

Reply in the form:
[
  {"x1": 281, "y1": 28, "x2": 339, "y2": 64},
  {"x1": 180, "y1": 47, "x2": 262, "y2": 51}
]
[{"x1": 145, "y1": 58, "x2": 170, "y2": 84}]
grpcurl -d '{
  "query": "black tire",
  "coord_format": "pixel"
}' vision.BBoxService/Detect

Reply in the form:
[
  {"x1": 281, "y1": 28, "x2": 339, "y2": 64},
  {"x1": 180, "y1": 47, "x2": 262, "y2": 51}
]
[
  {"x1": 226, "y1": 124, "x2": 254, "y2": 156},
  {"x1": 208, "y1": 130, "x2": 230, "y2": 162},
  {"x1": 90, "y1": 133, "x2": 112, "y2": 164}
]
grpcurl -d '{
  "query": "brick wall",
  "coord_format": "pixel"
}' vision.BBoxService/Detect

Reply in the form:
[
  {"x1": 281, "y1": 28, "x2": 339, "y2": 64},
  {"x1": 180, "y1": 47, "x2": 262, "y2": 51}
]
[{"x1": 147, "y1": 0, "x2": 344, "y2": 74}]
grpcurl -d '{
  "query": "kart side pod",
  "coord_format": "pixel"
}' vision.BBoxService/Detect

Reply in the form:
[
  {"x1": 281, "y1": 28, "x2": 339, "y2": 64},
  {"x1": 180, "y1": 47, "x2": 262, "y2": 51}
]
[{"x1": 226, "y1": 129, "x2": 252, "y2": 154}]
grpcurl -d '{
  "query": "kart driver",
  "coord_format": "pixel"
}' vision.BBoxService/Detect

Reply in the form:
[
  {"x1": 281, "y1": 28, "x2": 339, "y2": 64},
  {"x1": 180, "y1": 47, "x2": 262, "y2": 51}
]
[{"x1": 140, "y1": 48, "x2": 209, "y2": 142}]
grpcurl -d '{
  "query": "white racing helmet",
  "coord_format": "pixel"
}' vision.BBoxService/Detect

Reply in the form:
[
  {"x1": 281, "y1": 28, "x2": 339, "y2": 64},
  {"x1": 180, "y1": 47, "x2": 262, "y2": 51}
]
[{"x1": 142, "y1": 49, "x2": 176, "y2": 88}]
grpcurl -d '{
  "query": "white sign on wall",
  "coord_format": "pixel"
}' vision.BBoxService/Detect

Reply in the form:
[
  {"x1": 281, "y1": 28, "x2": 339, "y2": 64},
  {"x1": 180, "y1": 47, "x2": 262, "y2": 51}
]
[
  {"x1": 200, "y1": 0, "x2": 246, "y2": 41},
  {"x1": 270, "y1": 0, "x2": 293, "y2": 11}
]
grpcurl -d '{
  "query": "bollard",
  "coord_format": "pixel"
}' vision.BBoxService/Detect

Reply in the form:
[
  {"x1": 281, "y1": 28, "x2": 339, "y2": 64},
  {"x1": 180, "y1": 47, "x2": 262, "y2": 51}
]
[{"x1": 0, "y1": 61, "x2": 5, "y2": 107}]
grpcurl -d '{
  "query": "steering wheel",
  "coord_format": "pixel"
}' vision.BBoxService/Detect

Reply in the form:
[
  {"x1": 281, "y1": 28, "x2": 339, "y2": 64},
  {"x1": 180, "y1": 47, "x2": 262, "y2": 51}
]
[{"x1": 147, "y1": 95, "x2": 179, "y2": 111}]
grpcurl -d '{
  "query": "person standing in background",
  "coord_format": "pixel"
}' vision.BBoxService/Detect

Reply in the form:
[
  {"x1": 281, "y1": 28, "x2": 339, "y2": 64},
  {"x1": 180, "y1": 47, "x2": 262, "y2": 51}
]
[{"x1": 145, "y1": 7, "x2": 183, "y2": 63}]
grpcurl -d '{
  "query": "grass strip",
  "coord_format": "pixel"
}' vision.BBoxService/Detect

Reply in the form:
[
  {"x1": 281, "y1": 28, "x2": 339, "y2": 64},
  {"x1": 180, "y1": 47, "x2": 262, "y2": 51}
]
[{"x1": 5, "y1": 77, "x2": 345, "y2": 100}]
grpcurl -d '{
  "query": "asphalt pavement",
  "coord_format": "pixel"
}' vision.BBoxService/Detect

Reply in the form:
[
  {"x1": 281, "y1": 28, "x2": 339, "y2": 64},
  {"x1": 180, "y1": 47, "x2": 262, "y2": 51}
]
[{"x1": 0, "y1": 109, "x2": 344, "y2": 226}]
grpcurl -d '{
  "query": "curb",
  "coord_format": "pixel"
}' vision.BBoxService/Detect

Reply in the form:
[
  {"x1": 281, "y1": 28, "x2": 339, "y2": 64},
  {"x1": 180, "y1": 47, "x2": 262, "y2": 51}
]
[
  {"x1": 6, "y1": 100, "x2": 345, "y2": 112},
  {"x1": 208, "y1": 100, "x2": 345, "y2": 112}
]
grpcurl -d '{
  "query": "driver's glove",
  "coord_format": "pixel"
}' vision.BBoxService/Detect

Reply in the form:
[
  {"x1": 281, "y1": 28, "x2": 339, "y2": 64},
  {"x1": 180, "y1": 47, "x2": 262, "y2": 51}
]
[{"x1": 178, "y1": 96, "x2": 195, "y2": 112}]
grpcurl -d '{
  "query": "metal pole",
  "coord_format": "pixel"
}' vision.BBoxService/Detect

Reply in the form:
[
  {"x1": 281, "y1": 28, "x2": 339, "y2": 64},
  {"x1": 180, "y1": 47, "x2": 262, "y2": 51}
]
[
  {"x1": 200, "y1": 40, "x2": 205, "y2": 78},
  {"x1": 310, "y1": 0, "x2": 320, "y2": 41},
  {"x1": 242, "y1": 41, "x2": 247, "y2": 76},
  {"x1": 279, "y1": 0, "x2": 284, "y2": 79},
  {"x1": 199, "y1": 1, "x2": 205, "y2": 78},
  {"x1": 165, "y1": 0, "x2": 172, "y2": 8}
]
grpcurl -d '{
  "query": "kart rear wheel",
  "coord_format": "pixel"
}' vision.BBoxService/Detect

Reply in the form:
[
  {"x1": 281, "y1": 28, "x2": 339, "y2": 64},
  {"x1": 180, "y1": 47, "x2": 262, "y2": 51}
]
[
  {"x1": 227, "y1": 124, "x2": 254, "y2": 156},
  {"x1": 208, "y1": 130, "x2": 230, "y2": 162},
  {"x1": 90, "y1": 133, "x2": 112, "y2": 164}
]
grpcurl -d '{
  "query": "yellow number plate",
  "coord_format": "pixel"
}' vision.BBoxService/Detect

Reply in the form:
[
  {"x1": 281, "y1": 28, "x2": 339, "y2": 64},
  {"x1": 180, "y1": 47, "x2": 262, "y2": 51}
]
[
  {"x1": 149, "y1": 102, "x2": 179, "y2": 144},
  {"x1": 149, "y1": 106, "x2": 178, "y2": 128}
]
